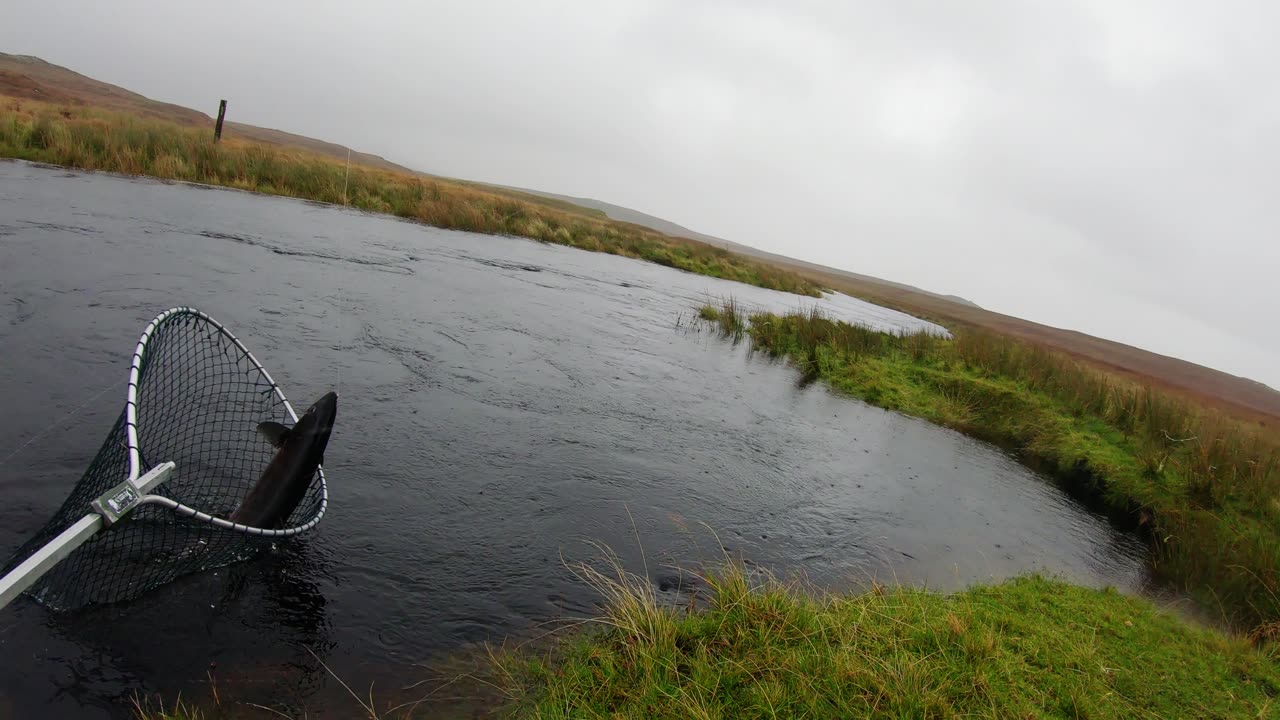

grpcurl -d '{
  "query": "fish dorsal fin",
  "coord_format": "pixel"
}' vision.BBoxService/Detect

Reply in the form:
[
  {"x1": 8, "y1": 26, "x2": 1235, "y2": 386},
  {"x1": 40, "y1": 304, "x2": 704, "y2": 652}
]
[{"x1": 257, "y1": 421, "x2": 294, "y2": 448}]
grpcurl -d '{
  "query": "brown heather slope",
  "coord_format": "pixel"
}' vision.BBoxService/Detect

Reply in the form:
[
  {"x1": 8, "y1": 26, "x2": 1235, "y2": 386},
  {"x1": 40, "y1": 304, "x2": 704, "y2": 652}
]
[
  {"x1": 0, "y1": 52, "x2": 415, "y2": 174},
  {"x1": 3, "y1": 50, "x2": 1277, "y2": 422}
]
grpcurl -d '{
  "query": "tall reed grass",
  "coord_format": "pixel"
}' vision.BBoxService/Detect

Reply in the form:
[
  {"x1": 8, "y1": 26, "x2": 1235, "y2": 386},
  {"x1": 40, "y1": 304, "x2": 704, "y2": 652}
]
[
  {"x1": 0, "y1": 97, "x2": 821, "y2": 297},
  {"x1": 705, "y1": 301, "x2": 1280, "y2": 628}
]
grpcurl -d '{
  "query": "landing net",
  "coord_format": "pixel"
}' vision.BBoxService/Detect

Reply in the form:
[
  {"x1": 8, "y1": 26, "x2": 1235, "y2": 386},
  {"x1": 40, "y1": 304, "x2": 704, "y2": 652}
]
[{"x1": 2, "y1": 307, "x2": 328, "y2": 610}]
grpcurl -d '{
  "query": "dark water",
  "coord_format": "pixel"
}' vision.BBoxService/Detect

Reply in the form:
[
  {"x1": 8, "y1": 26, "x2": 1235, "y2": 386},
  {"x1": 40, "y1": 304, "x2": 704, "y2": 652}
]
[{"x1": 0, "y1": 161, "x2": 1148, "y2": 718}]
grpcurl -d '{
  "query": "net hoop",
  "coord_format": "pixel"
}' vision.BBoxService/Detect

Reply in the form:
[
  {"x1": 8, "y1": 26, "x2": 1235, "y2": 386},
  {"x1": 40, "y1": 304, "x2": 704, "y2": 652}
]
[{"x1": 128, "y1": 307, "x2": 328, "y2": 538}]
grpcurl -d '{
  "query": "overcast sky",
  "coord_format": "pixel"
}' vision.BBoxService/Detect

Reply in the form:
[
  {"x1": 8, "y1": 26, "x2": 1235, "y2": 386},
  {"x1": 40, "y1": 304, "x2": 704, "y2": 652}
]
[{"x1": 4, "y1": 1, "x2": 1277, "y2": 387}]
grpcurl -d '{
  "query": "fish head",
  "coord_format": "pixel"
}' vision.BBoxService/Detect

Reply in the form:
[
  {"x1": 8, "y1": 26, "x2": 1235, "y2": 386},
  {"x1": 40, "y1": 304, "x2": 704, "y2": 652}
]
[
  {"x1": 295, "y1": 391, "x2": 337, "y2": 458},
  {"x1": 301, "y1": 391, "x2": 338, "y2": 437},
  {"x1": 256, "y1": 391, "x2": 337, "y2": 459}
]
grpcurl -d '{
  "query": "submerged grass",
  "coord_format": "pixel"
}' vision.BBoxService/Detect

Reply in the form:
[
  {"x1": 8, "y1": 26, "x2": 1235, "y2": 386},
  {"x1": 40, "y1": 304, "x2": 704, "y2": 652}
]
[
  {"x1": 0, "y1": 96, "x2": 820, "y2": 297},
  {"x1": 493, "y1": 561, "x2": 1280, "y2": 718},
  {"x1": 702, "y1": 301, "x2": 1280, "y2": 629}
]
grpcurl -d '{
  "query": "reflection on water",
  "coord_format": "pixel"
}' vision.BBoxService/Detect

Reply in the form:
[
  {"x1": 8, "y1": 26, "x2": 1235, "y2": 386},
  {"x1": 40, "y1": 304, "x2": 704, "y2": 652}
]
[{"x1": 0, "y1": 161, "x2": 1148, "y2": 718}]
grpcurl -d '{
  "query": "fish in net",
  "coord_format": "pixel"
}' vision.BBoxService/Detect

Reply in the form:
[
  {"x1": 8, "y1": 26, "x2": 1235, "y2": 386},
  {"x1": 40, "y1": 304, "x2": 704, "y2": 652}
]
[{"x1": 0, "y1": 307, "x2": 331, "y2": 611}]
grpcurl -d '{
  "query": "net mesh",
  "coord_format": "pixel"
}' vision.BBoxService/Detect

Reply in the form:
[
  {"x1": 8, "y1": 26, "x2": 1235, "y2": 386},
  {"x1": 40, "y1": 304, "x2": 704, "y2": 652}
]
[{"x1": 2, "y1": 309, "x2": 326, "y2": 611}]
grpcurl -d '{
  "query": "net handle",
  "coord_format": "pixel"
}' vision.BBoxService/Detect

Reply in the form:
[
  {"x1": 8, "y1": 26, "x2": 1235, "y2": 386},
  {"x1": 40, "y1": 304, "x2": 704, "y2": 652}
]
[
  {"x1": 0, "y1": 462, "x2": 176, "y2": 610},
  {"x1": 125, "y1": 307, "x2": 329, "y2": 537}
]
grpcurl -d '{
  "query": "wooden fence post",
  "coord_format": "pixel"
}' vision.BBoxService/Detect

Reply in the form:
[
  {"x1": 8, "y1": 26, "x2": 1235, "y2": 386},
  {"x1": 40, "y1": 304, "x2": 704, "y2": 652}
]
[
  {"x1": 342, "y1": 148, "x2": 351, "y2": 205},
  {"x1": 214, "y1": 100, "x2": 227, "y2": 142}
]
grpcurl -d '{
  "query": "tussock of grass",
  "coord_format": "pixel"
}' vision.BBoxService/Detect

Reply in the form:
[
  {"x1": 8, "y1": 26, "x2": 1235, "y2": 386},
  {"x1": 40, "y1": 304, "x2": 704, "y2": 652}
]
[
  {"x1": 494, "y1": 562, "x2": 1280, "y2": 718},
  {"x1": 131, "y1": 695, "x2": 204, "y2": 720},
  {"x1": 702, "y1": 302, "x2": 1280, "y2": 628},
  {"x1": 696, "y1": 297, "x2": 748, "y2": 342},
  {"x1": 0, "y1": 96, "x2": 821, "y2": 297}
]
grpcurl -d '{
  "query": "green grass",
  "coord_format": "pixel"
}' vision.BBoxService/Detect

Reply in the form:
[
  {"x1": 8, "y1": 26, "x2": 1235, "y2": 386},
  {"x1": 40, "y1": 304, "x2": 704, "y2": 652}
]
[
  {"x1": 0, "y1": 97, "x2": 821, "y2": 297},
  {"x1": 492, "y1": 562, "x2": 1280, "y2": 718},
  {"x1": 700, "y1": 302, "x2": 1280, "y2": 630},
  {"x1": 131, "y1": 562, "x2": 1280, "y2": 718}
]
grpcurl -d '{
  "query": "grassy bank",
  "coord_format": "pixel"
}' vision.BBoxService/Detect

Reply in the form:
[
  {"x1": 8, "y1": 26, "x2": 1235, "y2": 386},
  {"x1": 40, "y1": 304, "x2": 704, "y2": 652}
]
[
  {"x1": 0, "y1": 97, "x2": 820, "y2": 297},
  {"x1": 492, "y1": 563, "x2": 1279, "y2": 718},
  {"x1": 701, "y1": 302, "x2": 1280, "y2": 629},
  {"x1": 133, "y1": 563, "x2": 1280, "y2": 719}
]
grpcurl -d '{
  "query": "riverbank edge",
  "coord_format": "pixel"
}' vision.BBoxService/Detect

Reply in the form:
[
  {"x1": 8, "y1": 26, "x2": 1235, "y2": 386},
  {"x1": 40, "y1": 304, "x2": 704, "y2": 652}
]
[
  {"x1": 486, "y1": 564, "x2": 1280, "y2": 718},
  {"x1": 698, "y1": 302, "x2": 1280, "y2": 632},
  {"x1": 134, "y1": 566, "x2": 1280, "y2": 719}
]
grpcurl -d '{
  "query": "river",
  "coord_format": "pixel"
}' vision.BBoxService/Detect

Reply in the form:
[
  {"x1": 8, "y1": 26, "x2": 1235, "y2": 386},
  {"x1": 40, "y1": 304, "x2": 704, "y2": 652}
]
[{"x1": 0, "y1": 161, "x2": 1148, "y2": 718}]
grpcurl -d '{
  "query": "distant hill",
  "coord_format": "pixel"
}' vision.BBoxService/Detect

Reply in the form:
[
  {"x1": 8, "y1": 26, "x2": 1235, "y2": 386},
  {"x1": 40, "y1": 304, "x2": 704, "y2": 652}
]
[
  {"x1": 3, "y1": 50, "x2": 1278, "y2": 421},
  {"x1": 494, "y1": 185, "x2": 982, "y2": 309}
]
